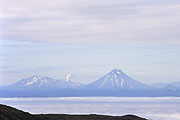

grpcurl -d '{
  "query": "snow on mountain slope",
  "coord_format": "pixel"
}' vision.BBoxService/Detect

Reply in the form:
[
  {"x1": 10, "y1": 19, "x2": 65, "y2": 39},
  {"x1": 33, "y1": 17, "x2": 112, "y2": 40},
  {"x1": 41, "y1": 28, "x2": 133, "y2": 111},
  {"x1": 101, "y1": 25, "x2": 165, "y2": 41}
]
[
  {"x1": 9, "y1": 75, "x2": 84, "y2": 89},
  {"x1": 86, "y1": 69, "x2": 150, "y2": 90}
]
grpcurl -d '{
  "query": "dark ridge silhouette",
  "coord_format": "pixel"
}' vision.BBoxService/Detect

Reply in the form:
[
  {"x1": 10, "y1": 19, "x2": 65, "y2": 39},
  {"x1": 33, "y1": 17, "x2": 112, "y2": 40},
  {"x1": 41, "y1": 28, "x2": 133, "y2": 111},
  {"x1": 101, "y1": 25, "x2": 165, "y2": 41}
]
[{"x1": 0, "y1": 104, "x2": 148, "y2": 120}]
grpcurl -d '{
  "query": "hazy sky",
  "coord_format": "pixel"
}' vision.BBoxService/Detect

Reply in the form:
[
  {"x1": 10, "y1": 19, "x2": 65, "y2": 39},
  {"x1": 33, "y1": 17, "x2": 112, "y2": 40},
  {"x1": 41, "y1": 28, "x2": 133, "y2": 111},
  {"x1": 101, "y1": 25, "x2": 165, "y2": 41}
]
[{"x1": 0, "y1": 0, "x2": 180, "y2": 85}]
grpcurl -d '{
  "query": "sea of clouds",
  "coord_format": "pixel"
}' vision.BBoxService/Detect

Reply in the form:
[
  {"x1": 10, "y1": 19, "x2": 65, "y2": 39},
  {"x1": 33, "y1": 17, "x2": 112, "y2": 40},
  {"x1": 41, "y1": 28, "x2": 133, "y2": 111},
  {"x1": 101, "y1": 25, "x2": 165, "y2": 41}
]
[{"x1": 0, "y1": 97, "x2": 180, "y2": 120}]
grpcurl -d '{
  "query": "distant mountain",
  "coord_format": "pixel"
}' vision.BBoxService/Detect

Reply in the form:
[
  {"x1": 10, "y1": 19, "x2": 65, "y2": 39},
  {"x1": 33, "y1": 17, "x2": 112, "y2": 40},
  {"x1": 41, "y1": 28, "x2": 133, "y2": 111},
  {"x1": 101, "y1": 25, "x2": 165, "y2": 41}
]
[
  {"x1": 0, "y1": 69, "x2": 180, "y2": 97},
  {"x1": 8, "y1": 75, "x2": 84, "y2": 90},
  {"x1": 163, "y1": 85, "x2": 178, "y2": 91},
  {"x1": 169, "y1": 81, "x2": 180, "y2": 88},
  {"x1": 151, "y1": 82, "x2": 169, "y2": 88},
  {"x1": 86, "y1": 69, "x2": 150, "y2": 90},
  {"x1": 151, "y1": 81, "x2": 180, "y2": 89},
  {"x1": 0, "y1": 104, "x2": 148, "y2": 120}
]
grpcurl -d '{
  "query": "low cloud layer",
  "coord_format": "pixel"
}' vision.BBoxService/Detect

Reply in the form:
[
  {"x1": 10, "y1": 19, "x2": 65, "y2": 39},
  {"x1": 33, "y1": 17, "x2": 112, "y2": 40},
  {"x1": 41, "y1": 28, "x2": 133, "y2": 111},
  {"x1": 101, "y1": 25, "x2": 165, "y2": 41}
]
[
  {"x1": 1, "y1": 0, "x2": 180, "y2": 44},
  {"x1": 1, "y1": 97, "x2": 180, "y2": 120}
]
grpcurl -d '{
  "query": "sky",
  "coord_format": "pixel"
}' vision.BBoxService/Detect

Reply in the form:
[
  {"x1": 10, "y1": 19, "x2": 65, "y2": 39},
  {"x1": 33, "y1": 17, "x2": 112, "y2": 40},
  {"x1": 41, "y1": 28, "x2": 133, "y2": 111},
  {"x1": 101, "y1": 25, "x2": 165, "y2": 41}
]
[{"x1": 0, "y1": 0, "x2": 180, "y2": 85}]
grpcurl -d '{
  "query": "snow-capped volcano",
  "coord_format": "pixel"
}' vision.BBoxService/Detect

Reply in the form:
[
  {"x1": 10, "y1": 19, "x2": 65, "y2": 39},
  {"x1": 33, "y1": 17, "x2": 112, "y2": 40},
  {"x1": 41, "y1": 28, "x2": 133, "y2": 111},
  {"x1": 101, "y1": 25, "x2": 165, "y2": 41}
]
[
  {"x1": 1, "y1": 69, "x2": 180, "y2": 97},
  {"x1": 10, "y1": 75, "x2": 84, "y2": 89},
  {"x1": 86, "y1": 69, "x2": 150, "y2": 90}
]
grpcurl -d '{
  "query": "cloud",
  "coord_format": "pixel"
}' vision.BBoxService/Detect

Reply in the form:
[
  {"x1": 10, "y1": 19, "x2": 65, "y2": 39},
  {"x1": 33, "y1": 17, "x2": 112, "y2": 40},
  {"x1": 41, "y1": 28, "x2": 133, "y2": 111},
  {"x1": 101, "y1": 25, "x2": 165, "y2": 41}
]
[
  {"x1": 1, "y1": 97, "x2": 180, "y2": 120},
  {"x1": 1, "y1": 0, "x2": 180, "y2": 45}
]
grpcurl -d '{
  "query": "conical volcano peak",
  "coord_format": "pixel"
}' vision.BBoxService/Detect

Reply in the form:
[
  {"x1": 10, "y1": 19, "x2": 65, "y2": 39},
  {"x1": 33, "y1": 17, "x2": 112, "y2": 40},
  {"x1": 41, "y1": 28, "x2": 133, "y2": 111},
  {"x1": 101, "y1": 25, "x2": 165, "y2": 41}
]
[
  {"x1": 110, "y1": 69, "x2": 123, "y2": 75},
  {"x1": 87, "y1": 69, "x2": 150, "y2": 90}
]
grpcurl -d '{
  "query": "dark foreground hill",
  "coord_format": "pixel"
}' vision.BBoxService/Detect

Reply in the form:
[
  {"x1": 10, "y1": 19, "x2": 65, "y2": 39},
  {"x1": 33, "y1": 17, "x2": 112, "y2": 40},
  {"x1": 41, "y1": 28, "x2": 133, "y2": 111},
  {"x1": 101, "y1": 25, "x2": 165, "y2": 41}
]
[{"x1": 0, "y1": 104, "x2": 148, "y2": 120}]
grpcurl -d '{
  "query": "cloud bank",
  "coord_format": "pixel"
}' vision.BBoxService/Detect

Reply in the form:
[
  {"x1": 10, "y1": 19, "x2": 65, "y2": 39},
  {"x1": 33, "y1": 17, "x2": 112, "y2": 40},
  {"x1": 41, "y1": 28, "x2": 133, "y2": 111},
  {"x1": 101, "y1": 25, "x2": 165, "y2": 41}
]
[
  {"x1": 0, "y1": 97, "x2": 180, "y2": 120},
  {"x1": 1, "y1": 0, "x2": 180, "y2": 44}
]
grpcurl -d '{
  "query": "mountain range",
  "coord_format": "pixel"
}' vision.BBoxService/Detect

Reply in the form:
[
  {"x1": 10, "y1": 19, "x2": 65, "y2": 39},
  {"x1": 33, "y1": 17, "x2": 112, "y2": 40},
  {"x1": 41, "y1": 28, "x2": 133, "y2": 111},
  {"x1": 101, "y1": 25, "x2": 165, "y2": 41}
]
[
  {"x1": 9, "y1": 75, "x2": 84, "y2": 90},
  {"x1": 0, "y1": 69, "x2": 180, "y2": 97}
]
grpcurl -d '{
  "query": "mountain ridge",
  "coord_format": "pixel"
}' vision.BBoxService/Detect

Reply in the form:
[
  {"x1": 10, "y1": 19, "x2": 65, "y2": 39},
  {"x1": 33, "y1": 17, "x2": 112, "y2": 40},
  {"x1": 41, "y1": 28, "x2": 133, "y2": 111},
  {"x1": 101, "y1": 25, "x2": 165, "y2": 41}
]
[
  {"x1": 1, "y1": 68, "x2": 180, "y2": 97},
  {"x1": 0, "y1": 104, "x2": 148, "y2": 120},
  {"x1": 8, "y1": 75, "x2": 84, "y2": 90}
]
